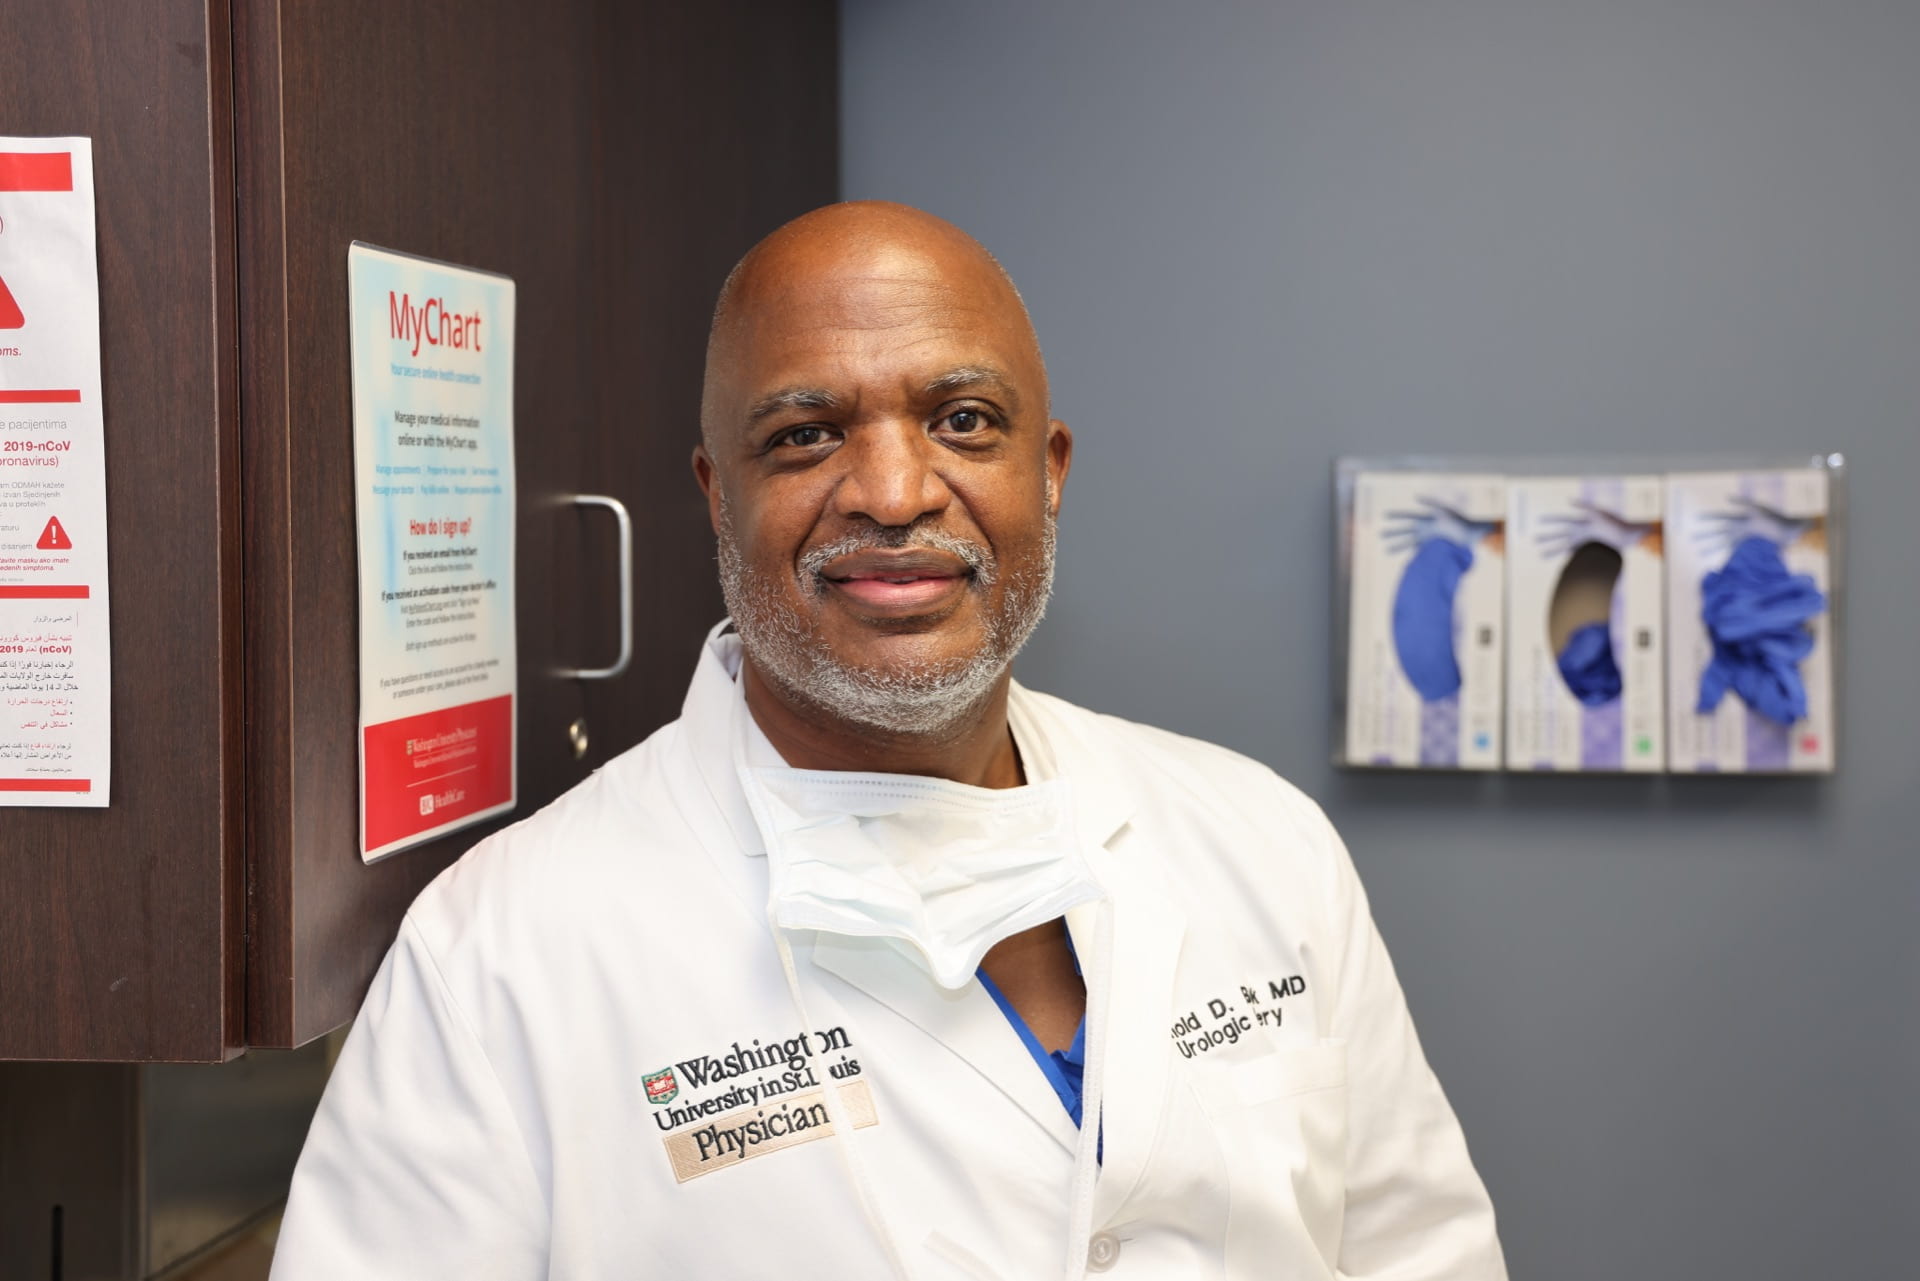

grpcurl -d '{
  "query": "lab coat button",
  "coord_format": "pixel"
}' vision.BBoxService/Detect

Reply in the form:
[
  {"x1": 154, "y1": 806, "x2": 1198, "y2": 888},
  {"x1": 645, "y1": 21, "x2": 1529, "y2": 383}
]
[{"x1": 1086, "y1": 1232, "x2": 1121, "y2": 1272}]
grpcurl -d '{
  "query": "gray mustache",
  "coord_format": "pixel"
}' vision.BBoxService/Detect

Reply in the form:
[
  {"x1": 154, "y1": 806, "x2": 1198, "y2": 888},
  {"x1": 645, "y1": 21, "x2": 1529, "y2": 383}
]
[{"x1": 798, "y1": 525, "x2": 996, "y2": 585}]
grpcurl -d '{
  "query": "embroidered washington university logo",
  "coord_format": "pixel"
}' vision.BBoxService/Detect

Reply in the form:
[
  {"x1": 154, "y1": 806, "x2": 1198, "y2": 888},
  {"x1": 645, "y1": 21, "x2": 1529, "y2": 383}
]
[
  {"x1": 652, "y1": 1026, "x2": 876, "y2": 1183},
  {"x1": 643, "y1": 1068, "x2": 679, "y2": 1105}
]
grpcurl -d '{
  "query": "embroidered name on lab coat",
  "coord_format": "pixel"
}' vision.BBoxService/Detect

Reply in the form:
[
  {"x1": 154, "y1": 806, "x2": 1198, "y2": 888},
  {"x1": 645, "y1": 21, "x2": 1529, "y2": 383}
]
[
  {"x1": 1171, "y1": 974, "x2": 1308, "y2": 1058},
  {"x1": 661, "y1": 1080, "x2": 879, "y2": 1183}
]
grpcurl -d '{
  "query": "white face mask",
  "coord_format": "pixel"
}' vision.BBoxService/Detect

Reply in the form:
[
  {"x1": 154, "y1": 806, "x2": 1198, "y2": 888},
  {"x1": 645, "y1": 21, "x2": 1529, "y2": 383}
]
[{"x1": 743, "y1": 766, "x2": 1106, "y2": 990}]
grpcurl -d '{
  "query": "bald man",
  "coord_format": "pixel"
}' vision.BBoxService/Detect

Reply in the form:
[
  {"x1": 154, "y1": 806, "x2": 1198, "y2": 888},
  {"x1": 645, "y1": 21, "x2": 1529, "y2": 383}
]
[{"x1": 273, "y1": 203, "x2": 1507, "y2": 1281}]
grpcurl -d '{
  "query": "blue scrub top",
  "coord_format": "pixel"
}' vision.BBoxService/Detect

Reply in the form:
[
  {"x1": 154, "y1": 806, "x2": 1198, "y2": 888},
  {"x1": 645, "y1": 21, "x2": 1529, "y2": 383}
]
[
  {"x1": 975, "y1": 966, "x2": 1089, "y2": 1127},
  {"x1": 975, "y1": 928, "x2": 1098, "y2": 1153}
]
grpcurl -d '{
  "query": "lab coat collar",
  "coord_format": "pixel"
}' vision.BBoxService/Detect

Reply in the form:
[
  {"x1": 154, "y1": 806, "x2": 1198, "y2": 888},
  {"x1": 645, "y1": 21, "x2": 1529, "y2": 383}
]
[{"x1": 682, "y1": 621, "x2": 764, "y2": 858}]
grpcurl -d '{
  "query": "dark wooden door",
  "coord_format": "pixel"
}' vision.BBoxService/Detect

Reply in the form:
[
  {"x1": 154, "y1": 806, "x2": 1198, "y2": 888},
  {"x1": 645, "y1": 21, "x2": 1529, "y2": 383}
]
[
  {"x1": 0, "y1": 0, "x2": 246, "y2": 1062},
  {"x1": 239, "y1": 0, "x2": 839, "y2": 1048}
]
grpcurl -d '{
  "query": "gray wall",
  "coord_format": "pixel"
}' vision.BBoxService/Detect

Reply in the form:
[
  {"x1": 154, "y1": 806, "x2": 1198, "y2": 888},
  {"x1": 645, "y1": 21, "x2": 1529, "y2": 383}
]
[{"x1": 842, "y1": 2, "x2": 1917, "y2": 1276}]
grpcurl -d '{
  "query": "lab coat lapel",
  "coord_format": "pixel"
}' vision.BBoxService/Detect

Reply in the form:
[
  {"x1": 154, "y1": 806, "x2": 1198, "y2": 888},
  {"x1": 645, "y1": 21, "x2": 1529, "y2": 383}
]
[
  {"x1": 807, "y1": 932, "x2": 1083, "y2": 1156},
  {"x1": 1084, "y1": 849, "x2": 1187, "y2": 1223},
  {"x1": 1014, "y1": 686, "x2": 1188, "y2": 1223}
]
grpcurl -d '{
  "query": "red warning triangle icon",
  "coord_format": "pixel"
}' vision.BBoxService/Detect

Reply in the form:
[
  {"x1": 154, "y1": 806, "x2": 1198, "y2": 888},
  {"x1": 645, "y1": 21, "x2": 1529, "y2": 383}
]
[
  {"x1": 35, "y1": 516, "x2": 70, "y2": 550},
  {"x1": 0, "y1": 274, "x2": 23, "y2": 329}
]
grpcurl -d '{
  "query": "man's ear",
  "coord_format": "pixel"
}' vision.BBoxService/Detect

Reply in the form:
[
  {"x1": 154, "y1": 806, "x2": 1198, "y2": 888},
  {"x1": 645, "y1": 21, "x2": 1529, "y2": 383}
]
[
  {"x1": 1044, "y1": 419, "x2": 1074, "y2": 516},
  {"x1": 692, "y1": 443, "x2": 723, "y2": 534}
]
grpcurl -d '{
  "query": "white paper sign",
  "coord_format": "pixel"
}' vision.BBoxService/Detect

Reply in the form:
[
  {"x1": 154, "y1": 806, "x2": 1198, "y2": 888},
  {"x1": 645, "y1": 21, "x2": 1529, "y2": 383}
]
[
  {"x1": 348, "y1": 244, "x2": 517, "y2": 861},
  {"x1": 0, "y1": 138, "x2": 110, "y2": 806}
]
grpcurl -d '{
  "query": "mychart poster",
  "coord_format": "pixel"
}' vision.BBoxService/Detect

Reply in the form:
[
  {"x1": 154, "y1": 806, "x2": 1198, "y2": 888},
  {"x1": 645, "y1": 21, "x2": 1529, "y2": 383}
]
[{"x1": 348, "y1": 243, "x2": 516, "y2": 862}]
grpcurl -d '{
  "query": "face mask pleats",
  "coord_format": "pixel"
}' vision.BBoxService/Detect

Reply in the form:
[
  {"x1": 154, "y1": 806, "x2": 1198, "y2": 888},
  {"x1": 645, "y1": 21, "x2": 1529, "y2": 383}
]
[{"x1": 747, "y1": 770, "x2": 1106, "y2": 990}]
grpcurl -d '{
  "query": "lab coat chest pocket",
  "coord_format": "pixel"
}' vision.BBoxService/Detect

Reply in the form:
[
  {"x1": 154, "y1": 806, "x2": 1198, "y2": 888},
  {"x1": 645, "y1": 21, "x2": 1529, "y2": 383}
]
[{"x1": 1192, "y1": 1039, "x2": 1349, "y2": 1265}]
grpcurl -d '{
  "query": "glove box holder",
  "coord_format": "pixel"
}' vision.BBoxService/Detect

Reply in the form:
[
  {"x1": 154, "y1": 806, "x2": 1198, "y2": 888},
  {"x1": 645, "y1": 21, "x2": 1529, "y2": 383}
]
[{"x1": 1331, "y1": 453, "x2": 1846, "y2": 775}]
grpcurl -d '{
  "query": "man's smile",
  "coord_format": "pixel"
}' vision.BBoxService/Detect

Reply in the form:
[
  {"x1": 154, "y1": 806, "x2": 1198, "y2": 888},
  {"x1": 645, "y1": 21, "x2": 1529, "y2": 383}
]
[{"x1": 818, "y1": 547, "x2": 973, "y2": 614}]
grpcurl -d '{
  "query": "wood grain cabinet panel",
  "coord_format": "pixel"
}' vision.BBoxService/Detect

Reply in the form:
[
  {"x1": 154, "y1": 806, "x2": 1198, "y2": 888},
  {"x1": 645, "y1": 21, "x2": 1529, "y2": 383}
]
[
  {"x1": 1, "y1": 0, "x2": 837, "y2": 1062},
  {"x1": 0, "y1": 0, "x2": 245, "y2": 1063}
]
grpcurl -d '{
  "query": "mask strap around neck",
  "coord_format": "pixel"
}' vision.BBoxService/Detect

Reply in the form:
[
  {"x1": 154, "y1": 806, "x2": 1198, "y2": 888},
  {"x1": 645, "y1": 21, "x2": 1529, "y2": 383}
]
[
  {"x1": 768, "y1": 922, "x2": 911, "y2": 1280},
  {"x1": 735, "y1": 677, "x2": 909, "y2": 1276}
]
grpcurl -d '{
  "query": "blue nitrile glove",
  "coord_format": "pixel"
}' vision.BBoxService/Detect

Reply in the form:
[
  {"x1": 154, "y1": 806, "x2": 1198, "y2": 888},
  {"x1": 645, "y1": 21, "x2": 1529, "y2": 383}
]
[
  {"x1": 1557, "y1": 621, "x2": 1623, "y2": 707},
  {"x1": 1392, "y1": 537, "x2": 1474, "y2": 702},
  {"x1": 1696, "y1": 536, "x2": 1826, "y2": 726}
]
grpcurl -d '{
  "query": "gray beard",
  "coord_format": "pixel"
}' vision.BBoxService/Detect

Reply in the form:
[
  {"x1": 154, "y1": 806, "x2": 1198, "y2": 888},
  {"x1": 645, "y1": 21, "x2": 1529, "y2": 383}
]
[{"x1": 715, "y1": 495, "x2": 1055, "y2": 739}]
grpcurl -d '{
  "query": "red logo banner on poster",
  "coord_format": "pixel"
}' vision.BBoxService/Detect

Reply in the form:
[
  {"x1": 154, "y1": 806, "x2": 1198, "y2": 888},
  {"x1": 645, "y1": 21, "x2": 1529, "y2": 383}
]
[
  {"x1": 362, "y1": 694, "x2": 514, "y2": 852},
  {"x1": 0, "y1": 151, "x2": 76, "y2": 192}
]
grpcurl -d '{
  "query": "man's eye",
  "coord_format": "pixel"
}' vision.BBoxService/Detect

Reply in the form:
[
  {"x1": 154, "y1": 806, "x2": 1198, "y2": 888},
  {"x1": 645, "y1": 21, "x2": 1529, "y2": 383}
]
[
  {"x1": 942, "y1": 409, "x2": 991, "y2": 434},
  {"x1": 779, "y1": 425, "x2": 831, "y2": 448}
]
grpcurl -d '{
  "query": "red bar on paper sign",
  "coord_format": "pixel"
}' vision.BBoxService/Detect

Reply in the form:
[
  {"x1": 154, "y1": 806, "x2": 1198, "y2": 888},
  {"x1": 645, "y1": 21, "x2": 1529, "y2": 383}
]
[
  {"x1": 363, "y1": 694, "x2": 514, "y2": 851},
  {"x1": 0, "y1": 390, "x2": 82, "y2": 404},
  {"x1": 0, "y1": 585, "x2": 89, "y2": 599},
  {"x1": 0, "y1": 778, "x2": 92, "y2": 792},
  {"x1": 0, "y1": 153, "x2": 75, "y2": 192}
]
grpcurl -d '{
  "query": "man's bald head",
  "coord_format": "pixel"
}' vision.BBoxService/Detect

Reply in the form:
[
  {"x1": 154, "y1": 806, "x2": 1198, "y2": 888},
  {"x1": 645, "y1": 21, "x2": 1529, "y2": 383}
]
[{"x1": 699, "y1": 201, "x2": 1047, "y2": 455}]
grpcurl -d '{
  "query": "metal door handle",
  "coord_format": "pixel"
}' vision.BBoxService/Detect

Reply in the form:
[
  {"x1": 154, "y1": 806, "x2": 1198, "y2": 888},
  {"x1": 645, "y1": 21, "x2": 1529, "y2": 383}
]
[{"x1": 560, "y1": 494, "x2": 632, "y2": 680}]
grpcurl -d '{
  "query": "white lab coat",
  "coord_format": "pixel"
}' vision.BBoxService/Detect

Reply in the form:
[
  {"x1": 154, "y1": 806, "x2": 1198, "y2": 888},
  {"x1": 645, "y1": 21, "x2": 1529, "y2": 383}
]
[{"x1": 273, "y1": 625, "x2": 1506, "y2": 1280}]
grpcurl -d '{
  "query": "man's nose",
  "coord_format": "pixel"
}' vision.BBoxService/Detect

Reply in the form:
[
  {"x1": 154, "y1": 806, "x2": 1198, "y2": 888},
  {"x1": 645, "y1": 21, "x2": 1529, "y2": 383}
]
[{"x1": 833, "y1": 422, "x2": 952, "y2": 527}]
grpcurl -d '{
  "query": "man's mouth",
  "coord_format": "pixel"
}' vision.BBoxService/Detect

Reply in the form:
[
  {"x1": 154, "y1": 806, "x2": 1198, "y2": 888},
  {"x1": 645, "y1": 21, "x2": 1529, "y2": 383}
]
[{"x1": 818, "y1": 548, "x2": 974, "y2": 614}]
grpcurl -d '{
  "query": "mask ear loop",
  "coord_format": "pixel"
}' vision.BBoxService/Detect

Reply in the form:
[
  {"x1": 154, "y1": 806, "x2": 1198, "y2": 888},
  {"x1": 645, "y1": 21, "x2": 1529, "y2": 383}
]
[
  {"x1": 734, "y1": 689, "x2": 912, "y2": 1279},
  {"x1": 769, "y1": 919, "x2": 913, "y2": 1281}
]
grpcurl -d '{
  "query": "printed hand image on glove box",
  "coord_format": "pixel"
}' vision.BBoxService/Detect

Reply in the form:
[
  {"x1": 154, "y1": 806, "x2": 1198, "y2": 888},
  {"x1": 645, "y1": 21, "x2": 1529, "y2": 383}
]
[
  {"x1": 1505, "y1": 476, "x2": 1666, "y2": 772},
  {"x1": 1344, "y1": 472, "x2": 1505, "y2": 769},
  {"x1": 1666, "y1": 468, "x2": 1834, "y2": 773}
]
